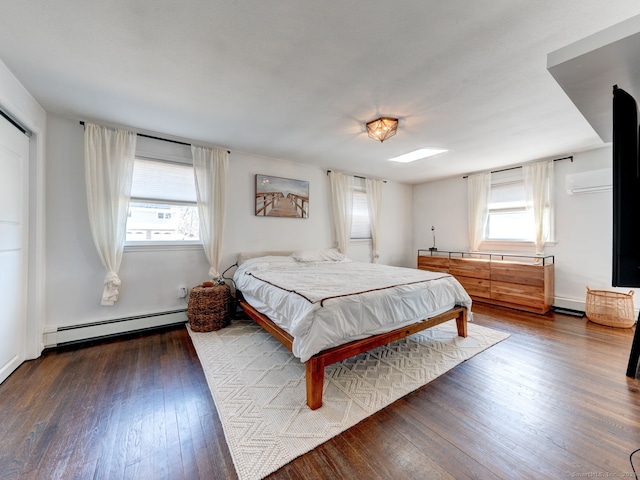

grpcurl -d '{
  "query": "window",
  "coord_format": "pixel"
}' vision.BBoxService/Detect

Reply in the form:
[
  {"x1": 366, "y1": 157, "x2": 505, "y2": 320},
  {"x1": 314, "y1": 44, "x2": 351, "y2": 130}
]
[
  {"x1": 486, "y1": 177, "x2": 533, "y2": 241},
  {"x1": 484, "y1": 167, "x2": 553, "y2": 243},
  {"x1": 350, "y1": 178, "x2": 371, "y2": 240},
  {"x1": 126, "y1": 158, "x2": 200, "y2": 244}
]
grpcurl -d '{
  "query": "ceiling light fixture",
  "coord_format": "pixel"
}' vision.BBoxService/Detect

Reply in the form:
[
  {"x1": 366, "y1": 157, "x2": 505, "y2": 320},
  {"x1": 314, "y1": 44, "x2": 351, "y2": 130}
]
[
  {"x1": 366, "y1": 117, "x2": 398, "y2": 143},
  {"x1": 388, "y1": 148, "x2": 448, "y2": 163}
]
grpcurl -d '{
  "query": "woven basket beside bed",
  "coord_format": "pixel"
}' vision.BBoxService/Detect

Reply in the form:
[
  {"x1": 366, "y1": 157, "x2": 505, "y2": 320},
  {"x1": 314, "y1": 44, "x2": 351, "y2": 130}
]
[
  {"x1": 585, "y1": 287, "x2": 635, "y2": 328},
  {"x1": 187, "y1": 282, "x2": 231, "y2": 332}
]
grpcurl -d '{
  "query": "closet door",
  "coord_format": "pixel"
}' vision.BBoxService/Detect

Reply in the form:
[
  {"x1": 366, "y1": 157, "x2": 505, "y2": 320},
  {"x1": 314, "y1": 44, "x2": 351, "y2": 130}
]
[{"x1": 0, "y1": 114, "x2": 29, "y2": 384}]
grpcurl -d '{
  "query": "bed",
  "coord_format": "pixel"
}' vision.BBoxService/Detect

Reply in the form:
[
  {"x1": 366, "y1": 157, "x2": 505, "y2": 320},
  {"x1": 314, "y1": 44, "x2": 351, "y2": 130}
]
[{"x1": 232, "y1": 249, "x2": 472, "y2": 409}]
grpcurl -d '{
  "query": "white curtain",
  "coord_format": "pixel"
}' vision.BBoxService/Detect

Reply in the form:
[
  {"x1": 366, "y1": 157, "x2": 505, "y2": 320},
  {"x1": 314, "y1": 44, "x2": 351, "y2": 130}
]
[
  {"x1": 84, "y1": 123, "x2": 137, "y2": 305},
  {"x1": 524, "y1": 160, "x2": 554, "y2": 255},
  {"x1": 192, "y1": 145, "x2": 229, "y2": 281},
  {"x1": 328, "y1": 171, "x2": 353, "y2": 255},
  {"x1": 467, "y1": 172, "x2": 491, "y2": 252},
  {"x1": 365, "y1": 178, "x2": 383, "y2": 263}
]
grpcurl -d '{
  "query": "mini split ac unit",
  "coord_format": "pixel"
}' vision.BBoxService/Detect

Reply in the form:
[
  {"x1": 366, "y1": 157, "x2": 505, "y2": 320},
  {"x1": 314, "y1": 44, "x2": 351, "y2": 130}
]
[{"x1": 565, "y1": 168, "x2": 612, "y2": 195}]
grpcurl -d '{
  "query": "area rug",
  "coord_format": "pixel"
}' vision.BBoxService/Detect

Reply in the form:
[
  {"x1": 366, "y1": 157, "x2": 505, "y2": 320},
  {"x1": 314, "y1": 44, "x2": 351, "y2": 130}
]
[{"x1": 188, "y1": 318, "x2": 509, "y2": 480}]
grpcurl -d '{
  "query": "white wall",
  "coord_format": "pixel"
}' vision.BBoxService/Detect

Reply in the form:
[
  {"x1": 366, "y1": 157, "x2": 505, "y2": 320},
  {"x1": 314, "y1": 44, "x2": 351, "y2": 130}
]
[
  {"x1": 222, "y1": 158, "x2": 414, "y2": 269},
  {"x1": 412, "y1": 145, "x2": 636, "y2": 312},
  {"x1": 413, "y1": 175, "x2": 470, "y2": 254},
  {"x1": 0, "y1": 59, "x2": 47, "y2": 358},
  {"x1": 548, "y1": 146, "x2": 621, "y2": 311},
  {"x1": 45, "y1": 114, "x2": 413, "y2": 332}
]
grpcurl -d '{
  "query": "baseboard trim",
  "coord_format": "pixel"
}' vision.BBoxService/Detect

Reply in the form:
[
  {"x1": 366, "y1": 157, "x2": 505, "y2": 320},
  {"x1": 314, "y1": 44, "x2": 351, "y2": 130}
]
[
  {"x1": 552, "y1": 296, "x2": 586, "y2": 313},
  {"x1": 43, "y1": 309, "x2": 188, "y2": 348}
]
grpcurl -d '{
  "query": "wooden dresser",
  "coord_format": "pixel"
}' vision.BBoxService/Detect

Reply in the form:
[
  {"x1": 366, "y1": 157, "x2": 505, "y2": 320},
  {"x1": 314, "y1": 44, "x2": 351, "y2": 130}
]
[{"x1": 418, "y1": 250, "x2": 554, "y2": 314}]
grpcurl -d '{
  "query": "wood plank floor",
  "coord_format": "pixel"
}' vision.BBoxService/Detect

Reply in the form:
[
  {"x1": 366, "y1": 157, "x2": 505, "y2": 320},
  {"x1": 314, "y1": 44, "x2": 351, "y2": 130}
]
[{"x1": 1, "y1": 304, "x2": 640, "y2": 479}]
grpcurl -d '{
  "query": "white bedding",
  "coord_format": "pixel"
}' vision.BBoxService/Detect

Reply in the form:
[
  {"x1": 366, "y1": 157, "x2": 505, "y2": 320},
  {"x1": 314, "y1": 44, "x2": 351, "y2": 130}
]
[{"x1": 233, "y1": 255, "x2": 472, "y2": 362}]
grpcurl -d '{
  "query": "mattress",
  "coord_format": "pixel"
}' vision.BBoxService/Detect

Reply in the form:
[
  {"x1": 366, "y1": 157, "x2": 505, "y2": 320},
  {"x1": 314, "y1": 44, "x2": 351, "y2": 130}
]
[{"x1": 233, "y1": 254, "x2": 473, "y2": 362}]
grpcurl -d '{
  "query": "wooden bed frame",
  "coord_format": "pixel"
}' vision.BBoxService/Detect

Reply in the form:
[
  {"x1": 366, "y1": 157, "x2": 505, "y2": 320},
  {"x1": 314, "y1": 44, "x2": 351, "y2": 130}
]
[{"x1": 238, "y1": 299, "x2": 468, "y2": 410}]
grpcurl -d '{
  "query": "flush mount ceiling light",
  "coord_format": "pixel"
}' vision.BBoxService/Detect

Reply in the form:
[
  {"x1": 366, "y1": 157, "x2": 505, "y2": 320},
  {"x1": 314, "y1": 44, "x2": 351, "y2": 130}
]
[
  {"x1": 366, "y1": 117, "x2": 398, "y2": 142},
  {"x1": 388, "y1": 148, "x2": 448, "y2": 163}
]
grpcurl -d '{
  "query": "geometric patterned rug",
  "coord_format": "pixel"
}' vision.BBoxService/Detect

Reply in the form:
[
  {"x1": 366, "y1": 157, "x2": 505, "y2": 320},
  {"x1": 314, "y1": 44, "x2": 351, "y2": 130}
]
[{"x1": 188, "y1": 318, "x2": 509, "y2": 480}]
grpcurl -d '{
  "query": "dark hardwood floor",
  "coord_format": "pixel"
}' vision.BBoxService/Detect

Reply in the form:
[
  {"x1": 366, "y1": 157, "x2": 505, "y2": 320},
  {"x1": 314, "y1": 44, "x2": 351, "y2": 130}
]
[{"x1": 1, "y1": 304, "x2": 640, "y2": 479}]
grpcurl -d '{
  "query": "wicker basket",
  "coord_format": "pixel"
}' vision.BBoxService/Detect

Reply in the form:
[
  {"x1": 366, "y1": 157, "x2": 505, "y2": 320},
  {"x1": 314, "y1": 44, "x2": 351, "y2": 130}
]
[
  {"x1": 585, "y1": 287, "x2": 635, "y2": 328},
  {"x1": 187, "y1": 282, "x2": 231, "y2": 332}
]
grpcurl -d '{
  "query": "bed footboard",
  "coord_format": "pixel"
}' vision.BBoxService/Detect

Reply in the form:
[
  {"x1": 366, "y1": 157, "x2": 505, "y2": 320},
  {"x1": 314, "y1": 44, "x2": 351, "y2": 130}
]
[
  {"x1": 238, "y1": 299, "x2": 467, "y2": 410},
  {"x1": 304, "y1": 306, "x2": 467, "y2": 409}
]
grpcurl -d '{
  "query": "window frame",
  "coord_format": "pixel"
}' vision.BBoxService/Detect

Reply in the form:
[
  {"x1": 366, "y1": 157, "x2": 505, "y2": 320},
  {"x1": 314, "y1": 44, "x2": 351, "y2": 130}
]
[
  {"x1": 480, "y1": 167, "x2": 555, "y2": 250},
  {"x1": 124, "y1": 155, "x2": 202, "y2": 249},
  {"x1": 485, "y1": 180, "x2": 532, "y2": 242}
]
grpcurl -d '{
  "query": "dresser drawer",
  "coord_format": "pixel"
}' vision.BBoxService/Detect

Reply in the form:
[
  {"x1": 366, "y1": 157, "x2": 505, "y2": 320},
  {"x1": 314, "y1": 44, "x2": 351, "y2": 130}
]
[
  {"x1": 417, "y1": 256, "x2": 450, "y2": 273},
  {"x1": 491, "y1": 281, "x2": 546, "y2": 309},
  {"x1": 450, "y1": 258, "x2": 490, "y2": 279},
  {"x1": 491, "y1": 262, "x2": 547, "y2": 287},
  {"x1": 456, "y1": 275, "x2": 491, "y2": 298}
]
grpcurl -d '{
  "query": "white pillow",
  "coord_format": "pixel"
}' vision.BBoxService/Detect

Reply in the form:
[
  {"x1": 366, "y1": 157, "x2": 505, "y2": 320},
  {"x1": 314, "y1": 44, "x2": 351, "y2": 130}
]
[
  {"x1": 237, "y1": 251, "x2": 293, "y2": 266},
  {"x1": 291, "y1": 248, "x2": 347, "y2": 263},
  {"x1": 236, "y1": 255, "x2": 297, "y2": 273}
]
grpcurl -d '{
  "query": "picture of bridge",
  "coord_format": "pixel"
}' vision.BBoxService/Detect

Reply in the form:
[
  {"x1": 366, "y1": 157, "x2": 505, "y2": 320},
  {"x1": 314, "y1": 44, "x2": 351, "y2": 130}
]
[{"x1": 255, "y1": 174, "x2": 309, "y2": 218}]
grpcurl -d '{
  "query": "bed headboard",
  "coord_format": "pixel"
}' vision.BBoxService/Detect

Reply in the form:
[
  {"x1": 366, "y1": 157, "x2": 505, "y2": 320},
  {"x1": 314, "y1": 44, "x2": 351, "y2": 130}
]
[{"x1": 237, "y1": 251, "x2": 294, "y2": 266}]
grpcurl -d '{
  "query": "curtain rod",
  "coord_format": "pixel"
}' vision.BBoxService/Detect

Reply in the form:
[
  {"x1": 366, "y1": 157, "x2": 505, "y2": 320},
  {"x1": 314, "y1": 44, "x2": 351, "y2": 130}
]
[
  {"x1": 326, "y1": 170, "x2": 387, "y2": 183},
  {"x1": 79, "y1": 121, "x2": 230, "y2": 154},
  {"x1": 462, "y1": 155, "x2": 573, "y2": 179}
]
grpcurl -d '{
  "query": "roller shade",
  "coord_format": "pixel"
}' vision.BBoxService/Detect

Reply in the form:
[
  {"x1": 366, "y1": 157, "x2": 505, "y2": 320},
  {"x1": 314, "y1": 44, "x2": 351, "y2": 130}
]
[{"x1": 130, "y1": 158, "x2": 196, "y2": 203}]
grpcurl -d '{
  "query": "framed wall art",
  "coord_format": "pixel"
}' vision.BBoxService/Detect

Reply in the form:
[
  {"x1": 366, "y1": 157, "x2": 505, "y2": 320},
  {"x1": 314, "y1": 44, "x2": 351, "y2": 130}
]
[{"x1": 255, "y1": 174, "x2": 309, "y2": 218}]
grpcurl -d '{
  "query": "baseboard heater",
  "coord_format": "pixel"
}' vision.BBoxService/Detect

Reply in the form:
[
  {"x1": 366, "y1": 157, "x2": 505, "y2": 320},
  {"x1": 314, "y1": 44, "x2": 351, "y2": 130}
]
[
  {"x1": 43, "y1": 309, "x2": 188, "y2": 348},
  {"x1": 552, "y1": 306, "x2": 585, "y2": 317}
]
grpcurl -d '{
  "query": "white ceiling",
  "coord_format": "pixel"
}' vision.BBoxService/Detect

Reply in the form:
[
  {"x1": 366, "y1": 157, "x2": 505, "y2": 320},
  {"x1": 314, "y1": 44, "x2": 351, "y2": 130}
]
[{"x1": 2, "y1": 1, "x2": 640, "y2": 184}]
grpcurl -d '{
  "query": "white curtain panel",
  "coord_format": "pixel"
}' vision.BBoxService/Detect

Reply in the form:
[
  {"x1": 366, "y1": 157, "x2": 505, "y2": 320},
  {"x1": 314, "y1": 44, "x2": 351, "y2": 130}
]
[
  {"x1": 365, "y1": 178, "x2": 383, "y2": 263},
  {"x1": 467, "y1": 172, "x2": 491, "y2": 252},
  {"x1": 328, "y1": 171, "x2": 353, "y2": 255},
  {"x1": 192, "y1": 145, "x2": 229, "y2": 281},
  {"x1": 84, "y1": 123, "x2": 137, "y2": 305},
  {"x1": 523, "y1": 160, "x2": 554, "y2": 255}
]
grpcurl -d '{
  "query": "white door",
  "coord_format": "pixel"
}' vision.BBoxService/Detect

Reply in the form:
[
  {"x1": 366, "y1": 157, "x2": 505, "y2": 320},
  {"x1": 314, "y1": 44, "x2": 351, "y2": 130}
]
[{"x1": 0, "y1": 114, "x2": 29, "y2": 384}]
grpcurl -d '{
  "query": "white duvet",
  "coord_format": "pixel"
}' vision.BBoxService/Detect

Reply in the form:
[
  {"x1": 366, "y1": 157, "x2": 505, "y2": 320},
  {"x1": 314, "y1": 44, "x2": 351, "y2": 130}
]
[{"x1": 233, "y1": 255, "x2": 472, "y2": 362}]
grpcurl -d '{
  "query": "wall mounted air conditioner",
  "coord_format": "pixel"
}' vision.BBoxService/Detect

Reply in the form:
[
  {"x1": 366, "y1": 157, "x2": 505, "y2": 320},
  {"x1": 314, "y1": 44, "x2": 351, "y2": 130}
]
[{"x1": 565, "y1": 168, "x2": 612, "y2": 195}]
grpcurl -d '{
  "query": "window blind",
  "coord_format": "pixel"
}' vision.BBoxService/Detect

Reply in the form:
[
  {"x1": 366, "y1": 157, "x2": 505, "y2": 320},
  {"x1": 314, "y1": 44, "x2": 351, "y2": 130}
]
[
  {"x1": 351, "y1": 186, "x2": 371, "y2": 239},
  {"x1": 130, "y1": 158, "x2": 197, "y2": 203},
  {"x1": 488, "y1": 182, "x2": 526, "y2": 209}
]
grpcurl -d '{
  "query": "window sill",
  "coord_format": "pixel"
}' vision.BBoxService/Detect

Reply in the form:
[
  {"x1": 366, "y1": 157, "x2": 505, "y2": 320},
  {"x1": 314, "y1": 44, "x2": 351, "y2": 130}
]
[
  {"x1": 124, "y1": 242, "x2": 203, "y2": 253},
  {"x1": 349, "y1": 238, "x2": 372, "y2": 245}
]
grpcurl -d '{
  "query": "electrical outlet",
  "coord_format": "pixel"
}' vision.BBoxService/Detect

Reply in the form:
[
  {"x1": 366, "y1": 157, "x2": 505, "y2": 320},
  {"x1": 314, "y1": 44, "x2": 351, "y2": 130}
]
[{"x1": 178, "y1": 286, "x2": 187, "y2": 298}]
